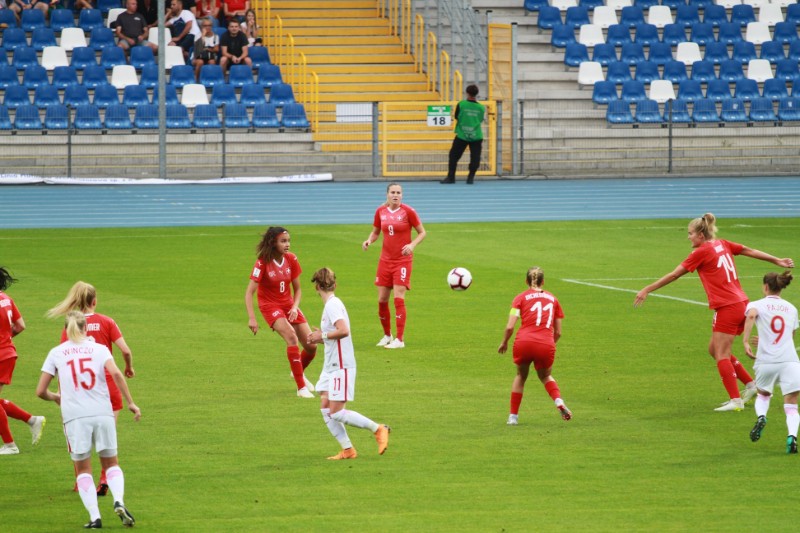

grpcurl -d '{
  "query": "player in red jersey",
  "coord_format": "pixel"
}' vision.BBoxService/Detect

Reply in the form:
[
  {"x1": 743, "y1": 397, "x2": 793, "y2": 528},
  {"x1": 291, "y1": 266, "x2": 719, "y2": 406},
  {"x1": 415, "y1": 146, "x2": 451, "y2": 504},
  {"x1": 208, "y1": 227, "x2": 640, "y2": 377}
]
[
  {"x1": 47, "y1": 281, "x2": 135, "y2": 494},
  {"x1": 0, "y1": 267, "x2": 46, "y2": 456},
  {"x1": 362, "y1": 183, "x2": 427, "y2": 349},
  {"x1": 246, "y1": 226, "x2": 317, "y2": 397},
  {"x1": 498, "y1": 267, "x2": 572, "y2": 425},
  {"x1": 635, "y1": 213, "x2": 795, "y2": 411}
]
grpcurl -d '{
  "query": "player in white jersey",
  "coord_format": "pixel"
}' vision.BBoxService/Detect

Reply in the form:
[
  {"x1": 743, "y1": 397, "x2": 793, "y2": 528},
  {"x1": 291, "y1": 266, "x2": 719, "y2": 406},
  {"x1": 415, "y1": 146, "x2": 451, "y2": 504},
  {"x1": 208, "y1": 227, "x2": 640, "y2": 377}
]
[
  {"x1": 742, "y1": 271, "x2": 800, "y2": 454},
  {"x1": 36, "y1": 311, "x2": 141, "y2": 529},
  {"x1": 306, "y1": 267, "x2": 390, "y2": 460}
]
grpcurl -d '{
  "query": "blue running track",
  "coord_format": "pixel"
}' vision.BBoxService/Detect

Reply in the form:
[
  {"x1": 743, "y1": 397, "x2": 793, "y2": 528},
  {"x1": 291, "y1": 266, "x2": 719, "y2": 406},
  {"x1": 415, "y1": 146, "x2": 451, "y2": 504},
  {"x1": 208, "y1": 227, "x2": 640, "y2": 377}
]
[{"x1": 2, "y1": 177, "x2": 799, "y2": 229}]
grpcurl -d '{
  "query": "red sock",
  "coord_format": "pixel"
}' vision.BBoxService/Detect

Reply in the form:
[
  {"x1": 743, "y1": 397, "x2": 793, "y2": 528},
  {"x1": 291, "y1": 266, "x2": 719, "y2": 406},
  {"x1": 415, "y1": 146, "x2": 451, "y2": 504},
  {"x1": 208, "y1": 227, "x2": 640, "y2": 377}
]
[
  {"x1": 510, "y1": 392, "x2": 523, "y2": 415},
  {"x1": 287, "y1": 346, "x2": 305, "y2": 389},
  {"x1": 730, "y1": 355, "x2": 753, "y2": 385},
  {"x1": 544, "y1": 380, "x2": 561, "y2": 402},
  {"x1": 0, "y1": 404, "x2": 13, "y2": 444},
  {"x1": 99, "y1": 469, "x2": 107, "y2": 485},
  {"x1": 0, "y1": 399, "x2": 31, "y2": 423},
  {"x1": 300, "y1": 349, "x2": 316, "y2": 370},
  {"x1": 394, "y1": 297, "x2": 406, "y2": 341},
  {"x1": 378, "y1": 302, "x2": 391, "y2": 336},
  {"x1": 716, "y1": 359, "x2": 741, "y2": 399}
]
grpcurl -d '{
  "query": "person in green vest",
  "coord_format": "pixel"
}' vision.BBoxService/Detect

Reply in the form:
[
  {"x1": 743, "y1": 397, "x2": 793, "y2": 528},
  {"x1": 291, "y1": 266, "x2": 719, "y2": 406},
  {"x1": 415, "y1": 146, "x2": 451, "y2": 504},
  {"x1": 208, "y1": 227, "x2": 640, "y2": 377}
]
[{"x1": 441, "y1": 84, "x2": 485, "y2": 185}]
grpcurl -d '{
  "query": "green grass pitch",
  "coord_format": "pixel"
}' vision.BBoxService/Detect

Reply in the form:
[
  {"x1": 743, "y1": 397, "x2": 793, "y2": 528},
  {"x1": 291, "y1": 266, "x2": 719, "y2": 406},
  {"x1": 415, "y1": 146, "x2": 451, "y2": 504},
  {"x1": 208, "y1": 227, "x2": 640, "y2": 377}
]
[{"x1": 1, "y1": 218, "x2": 798, "y2": 532}]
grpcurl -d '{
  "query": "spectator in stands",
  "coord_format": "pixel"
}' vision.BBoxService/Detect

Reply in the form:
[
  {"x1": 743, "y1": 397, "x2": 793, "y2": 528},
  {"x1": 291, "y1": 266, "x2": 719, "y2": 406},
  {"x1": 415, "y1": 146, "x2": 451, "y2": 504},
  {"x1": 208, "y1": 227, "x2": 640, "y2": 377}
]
[
  {"x1": 116, "y1": 0, "x2": 157, "y2": 56},
  {"x1": 74, "y1": 0, "x2": 96, "y2": 12},
  {"x1": 8, "y1": 0, "x2": 50, "y2": 22},
  {"x1": 440, "y1": 84, "x2": 485, "y2": 185},
  {"x1": 241, "y1": 8, "x2": 261, "y2": 47},
  {"x1": 136, "y1": 0, "x2": 159, "y2": 29},
  {"x1": 196, "y1": 0, "x2": 220, "y2": 21},
  {"x1": 222, "y1": 0, "x2": 248, "y2": 23},
  {"x1": 193, "y1": 17, "x2": 219, "y2": 80},
  {"x1": 219, "y1": 18, "x2": 251, "y2": 72},
  {"x1": 166, "y1": 0, "x2": 201, "y2": 61}
]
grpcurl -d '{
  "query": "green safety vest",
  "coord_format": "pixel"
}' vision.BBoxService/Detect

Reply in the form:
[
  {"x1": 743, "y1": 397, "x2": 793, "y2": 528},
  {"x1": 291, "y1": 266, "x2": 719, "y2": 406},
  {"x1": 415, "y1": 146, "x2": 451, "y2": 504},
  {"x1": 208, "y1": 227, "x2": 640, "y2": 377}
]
[{"x1": 454, "y1": 100, "x2": 485, "y2": 142}]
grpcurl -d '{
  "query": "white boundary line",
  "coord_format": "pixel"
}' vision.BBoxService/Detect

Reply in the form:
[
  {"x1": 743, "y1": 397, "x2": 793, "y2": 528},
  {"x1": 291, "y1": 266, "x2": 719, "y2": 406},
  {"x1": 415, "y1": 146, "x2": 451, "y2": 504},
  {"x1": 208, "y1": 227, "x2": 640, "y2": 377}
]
[{"x1": 561, "y1": 279, "x2": 708, "y2": 307}]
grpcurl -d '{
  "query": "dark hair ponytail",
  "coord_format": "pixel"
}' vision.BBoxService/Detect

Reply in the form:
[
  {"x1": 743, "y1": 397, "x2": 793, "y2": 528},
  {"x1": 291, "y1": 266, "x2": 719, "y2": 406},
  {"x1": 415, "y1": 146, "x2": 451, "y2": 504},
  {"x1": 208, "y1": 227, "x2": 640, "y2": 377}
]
[{"x1": 764, "y1": 270, "x2": 793, "y2": 293}]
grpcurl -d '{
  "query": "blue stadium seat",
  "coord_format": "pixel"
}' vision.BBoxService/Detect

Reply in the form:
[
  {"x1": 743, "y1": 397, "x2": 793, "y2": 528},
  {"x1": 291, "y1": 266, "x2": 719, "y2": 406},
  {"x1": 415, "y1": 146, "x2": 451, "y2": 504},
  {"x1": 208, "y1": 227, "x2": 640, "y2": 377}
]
[
  {"x1": 620, "y1": 42, "x2": 645, "y2": 65},
  {"x1": 620, "y1": 6, "x2": 645, "y2": 28},
  {"x1": 759, "y1": 41, "x2": 785, "y2": 64},
  {"x1": 211, "y1": 83, "x2": 237, "y2": 107},
  {"x1": 689, "y1": 0, "x2": 713, "y2": 8},
  {"x1": 98, "y1": 0, "x2": 122, "y2": 13},
  {"x1": 79, "y1": 9, "x2": 105, "y2": 33},
  {"x1": 50, "y1": 9, "x2": 76, "y2": 33},
  {"x1": 648, "y1": 42, "x2": 673, "y2": 66},
  {"x1": 22, "y1": 65, "x2": 48, "y2": 89},
  {"x1": 223, "y1": 102, "x2": 251, "y2": 128},
  {"x1": 565, "y1": 6, "x2": 590, "y2": 29},
  {"x1": 152, "y1": 84, "x2": 180, "y2": 105},
  {"x1": 122, "y1": 85, "x2": 149, "y2": 107},
  {"x1": 82, "y1": 65, "x2": 109, "y2": 88},
  {"x1": 661, "y1": 0, "x2": 685, "y2": 9},
  {"x1": 702, "y1": 4, "x2": 727, "y2": 28},
  {"x1": 717, "y1": 22, "x2": 743, "y2": 46},
  {"x1": 0, "y1": 9, "x2": 18, "y2": 29},
  {"x1": 690, "y1": 60, "x2": 716, "y2": 83},
  {"x1": 662, "y1": 24, "x2": 687, "y2": 47},
  {"x1": 733, "y1": 78, "x2": 759, "y2": 101},
  {"x1": 140, "y1": 63, "x2": 159, "y2": 88},
  {"x1": 3, "y1": 85, "x2": 30, "y2": 108},
  {"x1": 14, "y1": 104, "x2": 42, "y2": 130},
  {"x1": 248, "y1": 46, "x2": 271, "y2": 70},
  {"x1": 720, "y1": 98, "x2": 748, "y2": 122},
  {"x1": 524, "y1": 0, "x2": 548, "y2": 11},
  {"x1": 692, "y1": 98, "x2": 720, "y2": 122},
  {"x1": 31, "y1": 28, "x2": 57, "y2": 51},
  {"x1": 20, "y1": 9, "x2": 46, "y2": 33},
  {"x1": 52, "y1": 66, "x2": 80, "y2": 90},
  {"x1": 607, "y1": 61, "x2": 633, "y2": 83},
  {"x1": 579, "y1": 0, "x2": 604, "y2": 9},
  {"x1": 64, "y1": 85, "x2": 91, "y2": 107},
  {"x1": 89, "y1": 27, "x2": 116, "y2": 51},
  {"x1": 675, "y1": 5, "x2": 700, "y2": 28},
  {"x1": 281, "y1": 102, "x2": 310, "y2": 129},
  {"x1": 133, "y1": 104, "x2": 159, "y2": 129},
  {"x1": 44, "y1": 104, "x2": 69, "y2": 130},
  {"x1": 74, "y1": 104, "x2": 103, "y2": 129},
  {"x1": 677, "y1": 79, "x2": 703, "y2": 101},
  {"x1": 240, "y1": 83, "x2": 267, "y2": 107},
  {"x1": 689, "y1": 22, "x2": 714, "y2": 46},
  {"x1": 169, "y1": 64, "x2": 195, "y2": 87},
  {"x1": 635, "y1": 99, "x2": 663, "y2": 123},
  {"x1": 228, "y1": 64, "x2": 255, "y2": 87},
  {"x1": 92, "y1": 83, "x2": 119, "y2": 108},
  {"x1": 34, "y1": 84, "x2": 60, "y2": 108},
  {"x1": 778, "y1": 96, "x2": 800, "y2": 120},
  {"x1": 257, "y1": 64, "x2": 283, "y2": 87},
  {"x1": 719, "y1": 59, "x2": 744, "y2": 82},
  {"x1": 634, "y1": 0, "x2": 658, "y2": 10},
  {"x1": 592, "y1": 80, "x2": 618, "y2": 104},
  {"x1": 12, "y1": 47, "x2": 38, "y2": 70},
  {"x1": 775, "y1": 59, "x2": 798, "y2": 81},
  {"x1": 762, "y1": 79, "x2": 788, "y2": 100},
  {"x1": 104, "y1": 103, "x2": 133, "y2": 129},
  {"x1": 606, "y1": 24, "x2": 632, "y2": 47},
  {"x1": 199, "y1": 64, "x2": 225, "y2": 87},
  {"x1": 550, "y1": 24, "x2": 576, "y2": 48},
  {"x1": 252, "y1": 102, "x2": 280, "y2": 128},
  {"x1": 773, "y1": 22, "x2": 799, "y2": 46},
  {"x1": 787, "y1": 3, "x2": 800, "y2": 25},
  {"x1": 663, "y1": 60, "x2": 688, "y2": 83},
  {"x1": 70, "y1": 47, "x2": 97, "y2": 70},
  {"x1": 634, "y1": 61, "x2": 660, "y2": 83},
  {"x1": 730, "y1": 4, "x2": 755, "y2": 28},
  {"x1": 129, "y1": 46, "x2": 155, "y2": 70},
  {"x1": 268, "y1": 82, "x2": 295, "y2": 106},
  {"x1": 665, "y1": 98, "x2": 692, "y2": 122},
  {"x1": 706, "y1": 78, "x2": 732, "y2": 101},
  {"x1": 192, "y1": 104, "x2": 222, "y2": 128},
  {"x1": 749, "y1": 97, "x2": 777, "y2": 121},
  {"x1": 0, "y1": 104, "x2": 11, "y2": 130},
  {"x1": 1, "y1": 28, "x2": 27, "y2": 52},
  {"x1": 620, "y1": 79, "x2": 647, "y2": 102},
  {"x1": 704, "y1": 41, "x2": 730, "y2": 64},
  {"x1": 592, "y1": 43, "x2": 618, "y2": 65},
  {"x1": 606, "y1": 100, "x2": 635, "y2": 123},
  {"x1": 100, "y1": 46, "x2": 126, "y2": 69},
  {"x1": 731, "y1": 41, "x2": 756, "y2": 65},
  {"x1": 789, "y1": 41, "x2": 800, "y2": 62},
  {"x1": 564, "y1": 43, "x2": 590, "y2": 67},
  {"x1": 0, "y1": 64, "x2": 19, "y2": 88},
  {"x1": 166, "y1": 103, "x2": 192, "y2": 128},
  {"x1": 537, "y1": 6, "x2": 562, "y2": 30},
  {"x1": 633, "y1": 23, "x2": 659, "y2": 47}
]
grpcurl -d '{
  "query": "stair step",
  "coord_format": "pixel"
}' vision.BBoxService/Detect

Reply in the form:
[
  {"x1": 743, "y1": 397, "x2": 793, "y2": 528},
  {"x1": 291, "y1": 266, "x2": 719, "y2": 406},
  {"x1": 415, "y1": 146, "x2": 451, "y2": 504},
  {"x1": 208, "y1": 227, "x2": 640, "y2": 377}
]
[
  {"x1": 300, "y1": 45, "x2": 405, "y2": 55},
  {"x1": 278, "y1": 18, "x2": 389, "y2": 27},
  {"x1": 318, "y1": 92, "x2": 440, "y2": 102},
  {"x1": 311, "y1": 64, "x2": 418, "y2": 74},
  {"x1": 281, "y1": 26, "x2": 392, "y2": 36},
  {"x1": 273, "y1": 9, "x2": 379, "y2": 18},
  {"x1": 293, "y1": 36, "x2": 400, "y2": 45},
  {"x1": 306, "y1": 54, "x2": 414, "y2": 64},
  {"x1": 318, "y1": 82, "x2": 430, "y2": 92},
  {"x1": 270, "y1": 0, "x2": 377, "y2": 7},
  {"x1": 319, "y1": 73, "x2": 427, "y2": 83}
]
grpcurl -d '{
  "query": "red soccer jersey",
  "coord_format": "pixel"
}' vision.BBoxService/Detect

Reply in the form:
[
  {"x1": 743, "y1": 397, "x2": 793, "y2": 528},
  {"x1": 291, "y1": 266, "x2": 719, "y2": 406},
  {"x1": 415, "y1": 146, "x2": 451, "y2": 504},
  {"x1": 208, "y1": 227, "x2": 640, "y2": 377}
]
[
  {"x1": 511, "y1": 289, "x2": 564, "y2": 345},
  {"x1": 59, "y1": 313, "x2": 123, "y2": 352},
  {"x1": 373, "y1": 204, "x2": 421, "y2": 262},
  {"x1": 0, "y1": 291, "x2": 21, "y2": 362},
  {"x1": 250, "y1": 252, "x2": 302, "y2": 310},
  {"x1": 681, "y1": 239, "x2": 747, "y2": 309}
]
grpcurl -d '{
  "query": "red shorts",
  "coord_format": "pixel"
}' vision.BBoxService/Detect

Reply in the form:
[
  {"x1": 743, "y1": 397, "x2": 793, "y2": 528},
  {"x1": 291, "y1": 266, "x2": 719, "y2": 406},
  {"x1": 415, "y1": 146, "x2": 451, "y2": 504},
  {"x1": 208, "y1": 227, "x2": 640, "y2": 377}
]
[
  {"x1": 375, "y1": 259, "x2": 413, "y2": 289},
  {"x1": 712, "y1": 301, "x2": 748, "y2": 335},
  {"x1": 512, "y1": 340, "x2": 556, "y2": 370},
  {"x1": 259, "y1": 305, "x2": 307, "y2": 328},
  {"x1": 0, "y1": 357, "x2": 17, "y2": 385},
  {"x1": 105, "y1": 369, "x2": 123, "y2": 412}
]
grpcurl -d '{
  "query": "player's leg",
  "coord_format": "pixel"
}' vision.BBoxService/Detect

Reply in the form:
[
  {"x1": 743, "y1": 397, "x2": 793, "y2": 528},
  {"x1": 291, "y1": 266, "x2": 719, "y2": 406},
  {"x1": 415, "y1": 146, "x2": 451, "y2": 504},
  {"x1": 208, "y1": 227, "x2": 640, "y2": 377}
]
[
  {"x1": 537, "y1": 365, "x2": 572, "y2": 421},
  {"x1": 319, "y1": 388, "x2": 355, "y2": 459},
  {"x1": 293, "y1": 321, "x2": 317, "y2": 391},
  {"x1": 508, "y1": 360, "x2": 531, "y2": 425},
  {"x1": 387, "y1": 281, "x2": 408, "y2": 348},
  {"x1": 466, "y1": 140, "x2": 482, "y2": 184},
  {"x1": 0, "y1": 398, "x2": 17, "y2": 454},
  {"x1": 780, "y1": 364, "x2": 800, "y2": 453},
  {"x1": 96, "y1": 416, "x2": 134, "y2": 526},
  {"x1": 751, "y1": 366, "x2": 776, "y2": 441},
  {"x1": 273, "y1": 317, "x2": 310, "y2": 396},
  {"x1": 74, "y1": 456, "x2": 102, "y2": 528},
  {"x1": 376, "y1": 283, "x2": 393, "y2": 345},
  {"x1": 328, "y1": 369, "x2": 390, "y2": 454},
  {"x1": 709, "y1": 330, "x2": 744, "y2": 410}
]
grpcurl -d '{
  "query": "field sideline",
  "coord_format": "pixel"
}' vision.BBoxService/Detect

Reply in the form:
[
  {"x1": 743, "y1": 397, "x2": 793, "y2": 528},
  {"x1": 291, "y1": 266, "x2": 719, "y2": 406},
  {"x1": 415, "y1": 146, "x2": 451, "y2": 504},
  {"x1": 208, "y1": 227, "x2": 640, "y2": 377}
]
[{"x1": 1, "y1": 218, "x2": 798, "y2": 532}]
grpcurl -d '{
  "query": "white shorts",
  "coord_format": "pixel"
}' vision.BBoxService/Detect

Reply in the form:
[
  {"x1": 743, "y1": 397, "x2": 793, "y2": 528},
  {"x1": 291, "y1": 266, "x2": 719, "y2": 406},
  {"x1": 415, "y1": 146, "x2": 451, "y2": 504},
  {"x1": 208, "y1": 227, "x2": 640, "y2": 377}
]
[
  {"x1": 316, "y1": 368, "x2": 356, "y2": 402},
  {"x1": 65, "y1": 415, "x2": 117, "y2": 460},
  {"x1": 755, "y1": 361, "x2": 800, "y2": 396}
]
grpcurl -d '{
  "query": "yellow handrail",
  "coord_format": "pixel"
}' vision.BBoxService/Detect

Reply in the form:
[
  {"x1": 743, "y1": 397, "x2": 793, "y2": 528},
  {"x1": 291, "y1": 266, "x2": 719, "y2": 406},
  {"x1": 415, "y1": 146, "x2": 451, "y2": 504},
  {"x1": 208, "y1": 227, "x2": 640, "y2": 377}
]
[
  {"x1": 402, "y1": 0, "x2": 411, "y2": 55},
  {"x1": 440, "y1": 50, "x2": 450, "y2": 103},
  {"x1": 427, "y1": 32, "x2": 437, "y2": 93},
  {"x1": 414, "y1": 14, "x2": 424, "y2": 73}
]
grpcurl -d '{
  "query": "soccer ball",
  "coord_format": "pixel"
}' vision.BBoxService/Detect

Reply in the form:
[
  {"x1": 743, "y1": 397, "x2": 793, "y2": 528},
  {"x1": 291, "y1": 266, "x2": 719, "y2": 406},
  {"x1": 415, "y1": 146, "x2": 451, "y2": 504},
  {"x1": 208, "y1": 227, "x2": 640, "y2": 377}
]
[{"x1": 447, "y1": 267, "x2": 472, "y2": 291}]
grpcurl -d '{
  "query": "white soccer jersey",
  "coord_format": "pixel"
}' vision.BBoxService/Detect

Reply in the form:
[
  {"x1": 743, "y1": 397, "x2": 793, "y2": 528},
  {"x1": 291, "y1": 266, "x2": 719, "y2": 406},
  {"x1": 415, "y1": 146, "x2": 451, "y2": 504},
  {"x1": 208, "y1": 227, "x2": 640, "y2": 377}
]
[
  {"x1": 746, "y1": 295, "x2": 800, "y2": 365},
  {"x1": 320, "y1": 295, "x2": 356, "y2": 373},
  {"x1": 41, "y1": 340, "x2": 114, "y2": 424}
]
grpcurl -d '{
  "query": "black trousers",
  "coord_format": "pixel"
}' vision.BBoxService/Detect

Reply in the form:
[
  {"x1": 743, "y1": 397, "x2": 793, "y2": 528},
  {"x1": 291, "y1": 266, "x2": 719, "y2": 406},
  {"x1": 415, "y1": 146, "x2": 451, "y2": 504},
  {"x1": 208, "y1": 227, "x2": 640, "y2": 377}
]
[{"x1": 447, "y1": 137, "x2": 482, "y2": 180}]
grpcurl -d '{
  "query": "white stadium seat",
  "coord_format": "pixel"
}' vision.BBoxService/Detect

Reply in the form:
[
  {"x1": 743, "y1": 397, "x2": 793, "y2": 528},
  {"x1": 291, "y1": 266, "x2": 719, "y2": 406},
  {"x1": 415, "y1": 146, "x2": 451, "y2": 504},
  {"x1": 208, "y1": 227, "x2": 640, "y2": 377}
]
[
  {"x1": 111, "y1": 65, "x2": 139, "y2": 89},
  {"x1": 647, "y1": 6, "x2": 673, "y2": 29},
  {"x1": 60, "y1": 27, "x2": 88, "y2": 51},
  {"x1": 676, "y1": 42, "x2": 702, "y2": 66},
  {"x1": 758, "y1": 4, "x2": 784, "y2": 27},
  {"x1": 745, "y1": 22, "x2": 772, "y2": 44},
  {"x1": 593, "y1": 6, "x2": 619, "y2": 29},
  {"x1": 181, "y1": 83, "x2": 210, "y2": 108},
  {"x1": 578, "y1": 61, "x2": 604, "y2": 86},
  {"x1": 747, "y1": 59, "x2": 774, "y2": 82},
  {"x1": 578, "y1": 24, "x2": 605, "y2": 47},
  {"x1": 41, "y1": 46, "x2": 69, "y2": 70},
  {"x1": 649, "y1": 80, "x2": 676, "y2": 104}
]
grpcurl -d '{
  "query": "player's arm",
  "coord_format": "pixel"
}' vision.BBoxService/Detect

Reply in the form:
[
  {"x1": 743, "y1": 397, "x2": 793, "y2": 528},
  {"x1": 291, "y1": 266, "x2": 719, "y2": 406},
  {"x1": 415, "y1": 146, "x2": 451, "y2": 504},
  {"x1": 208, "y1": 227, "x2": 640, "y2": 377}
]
[
  {"x1": 739, "y1": 247, "x2": 795, "y2": 269},
  {"x1": 309, "y1": 318, "x2": 349, "y2": 344},
  {"x1": 362, "y1": 225, "x2": 381, "y2": 251},
  {"x1": 245, "y1": 279, "x2": 259, "y2": 335},
  {"x1": 634, "y1": 264, "x2": 689, "y2": 307},
  {"x1": 742, "y1": 308, "x2": 759, "y2": 359},
  {"x1": 11, "y1": 316, "x2": 25, "y2": 337},
  {"x1": 553, "y1": 318, "x2": 563, "y2": 344},
  {"x1": 402, "y1": 222, "x2": 427, "y2": 256},
  {"x1": 287, "y1": 277, "x2": 301, "y2": 321},
  {"x1": 35, "y1": 372, "x2": 59, "y2": 405},
  {"x1": 105, "y1": 358, "x2": 141, "y2": 421},
  {"x1": 114, "y1": 336, "x2": 135, "y2": 378},
  {"x1": 498, "y1": 311, "x2": 519, "y2": 354}
]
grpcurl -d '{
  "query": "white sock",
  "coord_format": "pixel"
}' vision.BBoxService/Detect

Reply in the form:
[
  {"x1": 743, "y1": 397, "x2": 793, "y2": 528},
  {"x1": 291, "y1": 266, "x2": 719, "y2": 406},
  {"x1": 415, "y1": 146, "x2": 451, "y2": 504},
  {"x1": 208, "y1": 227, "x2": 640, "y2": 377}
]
[
  {"x1": 106, "y1": 465, "x2": 125, "y2": 504},
  {"x1": 321, "y1": 408, "x2": 352, "y2": 449},
  {"x1": 331, "y1": 409, "x2": 380, "y2": 433},
  {"x1": 785, "y1": 404, "x2": 799, "y2": 437},
  {"x1": 76, "y1": 473, "x2": 101, "y2": 521},
  {"x1": 755, "y1": 393, "x2": 771, "y2": 418}
]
